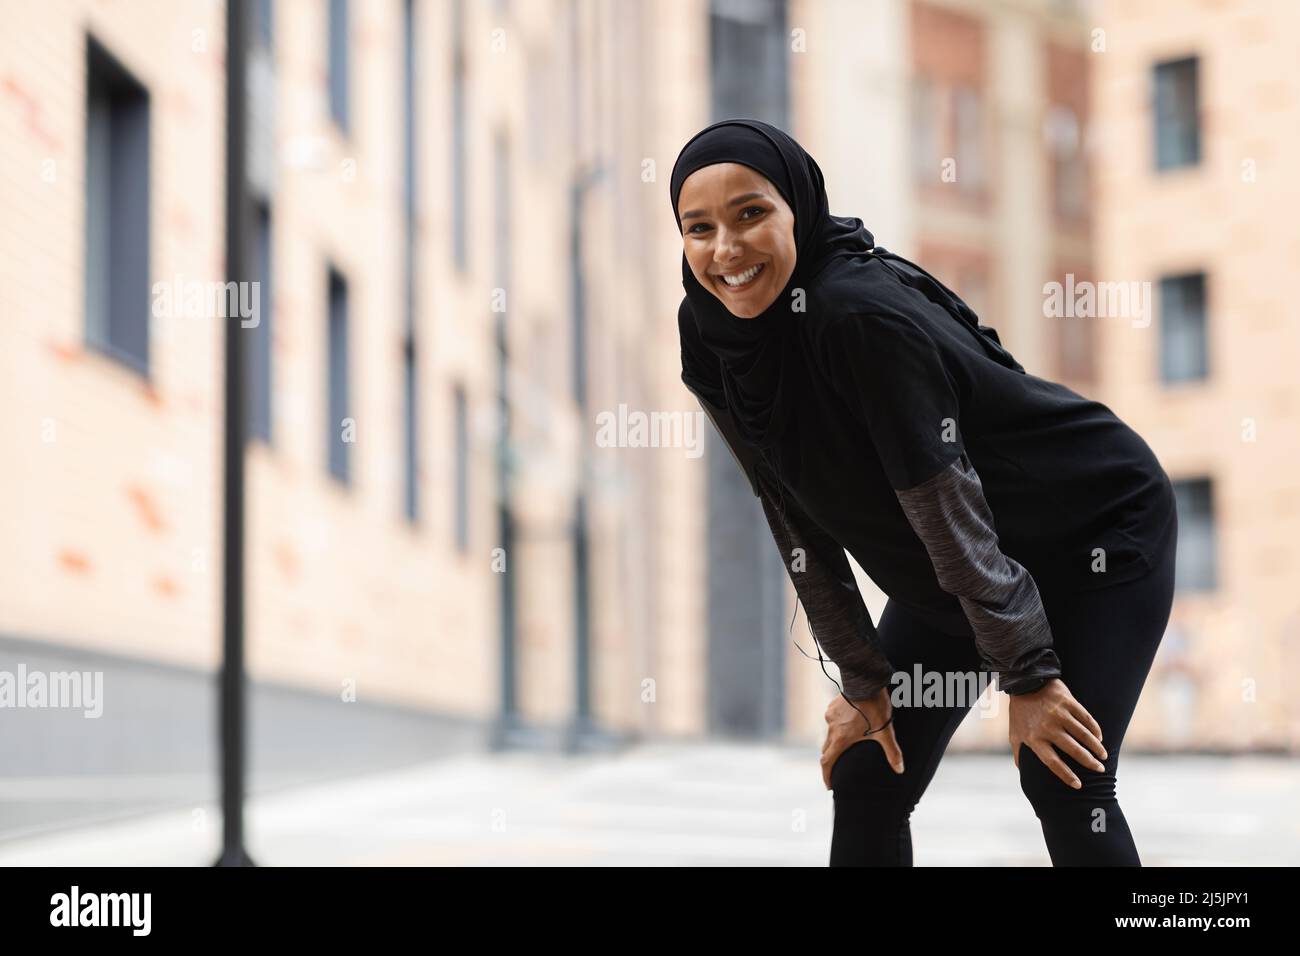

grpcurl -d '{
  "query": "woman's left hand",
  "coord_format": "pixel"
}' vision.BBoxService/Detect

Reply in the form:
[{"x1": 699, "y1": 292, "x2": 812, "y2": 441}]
[{"x1": 1008, "y1": 678, "x2": 1107, "y2": 789}]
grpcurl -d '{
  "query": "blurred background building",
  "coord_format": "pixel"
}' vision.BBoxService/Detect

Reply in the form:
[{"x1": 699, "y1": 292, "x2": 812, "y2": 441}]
[{"x1": 0, "y1": 0, "x2": 1295, "y2": 845}]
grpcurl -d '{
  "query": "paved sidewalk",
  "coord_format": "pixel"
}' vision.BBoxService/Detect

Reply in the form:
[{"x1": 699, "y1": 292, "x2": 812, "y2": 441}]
[{"x1": 0, "y1": 745, "x2": 1295, "y2": 866}]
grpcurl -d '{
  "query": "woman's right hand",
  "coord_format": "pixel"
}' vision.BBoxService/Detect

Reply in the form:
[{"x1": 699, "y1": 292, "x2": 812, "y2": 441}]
[{"x1": 821, "y1": 688, "x2": 905, "y2": 789}]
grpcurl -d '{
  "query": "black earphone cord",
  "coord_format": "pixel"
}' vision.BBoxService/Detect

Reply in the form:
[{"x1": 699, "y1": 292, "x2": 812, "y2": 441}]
[{"x1": 790, "y1": 597, "x2": 894, "y2": 736}]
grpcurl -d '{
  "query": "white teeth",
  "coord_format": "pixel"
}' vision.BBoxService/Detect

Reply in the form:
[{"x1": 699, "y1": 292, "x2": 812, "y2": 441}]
[{"x1": 720, "y1": 263, "x2": 763, "y2": 287}]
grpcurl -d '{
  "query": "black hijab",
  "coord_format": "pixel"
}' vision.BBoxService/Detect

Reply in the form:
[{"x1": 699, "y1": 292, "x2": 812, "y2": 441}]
[{"x1": 671, "y1": 119, "x2": 1022, "y2": 456}]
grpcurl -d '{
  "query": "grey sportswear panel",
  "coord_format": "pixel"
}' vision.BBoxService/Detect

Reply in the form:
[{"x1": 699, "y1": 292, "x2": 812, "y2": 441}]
[{"x1": 894, "y1": 452, "x2": 1062, "y2": 696}]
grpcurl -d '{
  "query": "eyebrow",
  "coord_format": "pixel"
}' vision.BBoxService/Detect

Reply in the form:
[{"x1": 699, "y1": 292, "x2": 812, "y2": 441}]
[{"x1": 679, "y1": 191, "x2": 769, "y2": 222}]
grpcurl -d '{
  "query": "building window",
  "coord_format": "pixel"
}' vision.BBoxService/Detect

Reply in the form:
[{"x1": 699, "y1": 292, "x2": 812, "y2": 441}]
[
  {"x1": 327, "y1": 267, "x2": 350, "y2": 484},
  {"x1": 952, "y1": 85, "x2": 984, "y2": 194},
  {"x1": 1172, "y1": 478, "x2": 1216, "y2": 591},
  {"x1": 1159, "y1": 272, "x2": 1208, "y2": 383},
  {"x1": 910, "y1": 76, "x2": 987, "y2": 196},
  {"x1": 248, "y1": 202, "x2": 273, "y2": 443},
  {"x1": 1153, "y1": 56, "x2": 1199, "y2": 171},
  {"x1": 402, "y1": 0, "x2": 419, "y2": 522},
  {"x1": 403, "y1": 0, "x2": 417, "y2": 223},
  {"x1": 451, "y1": 0, "x2": 468, "y2": 272},
  {"x1": 403, "y1": 337, "x2": 418, "y2": 520},
  {"x1": 247, "y1": 0, "x2": 277, "y2": 196},
  {"x1": 910, "y1": 74, "x2": 941, "y2": 184},
  {"x1": 255, "y1": 0, "x2": 274, "y2": 50},
  {"x1": 328, "y1": 0, "x2": 349, "y2": 133},
  {"x1": 494, "y1": 130, "x2": 510, "y2": 292},
  {"x1": 84, "y1": 35, "x2": 150, "y2": 377},
  {"x1": 1045, "y1": 103, "x2": 1086, "y2": 219},
  {"x1": 454, "y1": 384, "x2": 469, "y2": 552},
  {"x1": 709, "y1": 0, "x2": 788, "y2": 126}
]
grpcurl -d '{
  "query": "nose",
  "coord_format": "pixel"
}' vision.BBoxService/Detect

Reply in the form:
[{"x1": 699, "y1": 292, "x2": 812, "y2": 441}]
[{"x1": 712, "y1": 225, "x2": 744, "y2": 268}]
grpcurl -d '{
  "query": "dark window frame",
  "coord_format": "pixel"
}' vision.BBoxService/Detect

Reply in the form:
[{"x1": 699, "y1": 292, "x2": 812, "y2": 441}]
[
  {"x1": 328, "y1": 0, "x2": 350, "y2": 135},
  {"x1": 451, "y1": 0, "x2": 468, "y2": 272},
  {"x1": 255, "y1": 0, "x2": 274, "y2": 51},
  {"x1": 327, "y1": 265, "x2": 351, "y2": 485},
  {"x1": 84, "y1": 33, "x2": 152, "y2": 379},
  {"x1": 1153, "y1": 55, "x2": 1201, "y2": 171},
  {"x1": 1158, "y1": 270, "x2": 1209, "y2": 384},
  {"x1": 1172, "y1": 477, "x2": 1217, "y2": 592},
  {"x1": 248, "y1": 201, "x2": 274, "y2": 444},
  {"x1": 453, "y1": 383, "x2": 469, "y2": 553},
  {"x1": 402, "y1": 0, "x2": 419, "y2": 523}
]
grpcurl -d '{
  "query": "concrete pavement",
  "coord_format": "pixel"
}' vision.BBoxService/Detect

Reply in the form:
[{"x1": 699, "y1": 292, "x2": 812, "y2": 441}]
[{"x1": 0, "y1": 745, "x2": 1295, "y2": 866}]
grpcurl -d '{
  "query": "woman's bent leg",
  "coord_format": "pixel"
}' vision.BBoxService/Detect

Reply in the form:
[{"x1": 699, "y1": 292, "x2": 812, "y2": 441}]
[
  {"x1": 1017, "y1": 533, "x2": 1178, "y2": 866},
  {"x1": 829, "y1": 600, "x2": 983, "y2": 866}
]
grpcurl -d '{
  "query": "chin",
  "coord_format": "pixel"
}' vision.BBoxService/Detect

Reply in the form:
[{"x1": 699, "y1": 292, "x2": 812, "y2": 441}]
[
  {"x1": 721, "y1": 293, "x2": 774, "y2": 319},
  {"x1": 712, "y1": 293, "x2": 753, "y2": 318}
]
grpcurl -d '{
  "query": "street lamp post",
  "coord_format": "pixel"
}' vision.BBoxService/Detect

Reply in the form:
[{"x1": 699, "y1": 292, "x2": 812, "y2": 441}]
[{"x1": 215, "y1": 0, "x2": 255, "y2": 868}]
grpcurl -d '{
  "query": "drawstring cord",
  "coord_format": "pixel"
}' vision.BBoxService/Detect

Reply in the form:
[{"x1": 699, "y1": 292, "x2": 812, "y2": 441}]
[{"x1": 789, "y1": 594, "x2": 894, "y2": 737}]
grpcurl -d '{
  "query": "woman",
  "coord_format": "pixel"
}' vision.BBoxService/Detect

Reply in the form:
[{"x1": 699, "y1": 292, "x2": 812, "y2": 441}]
[{"x1": 671, "y1": 119, "x2": 1178, "y2": 866}]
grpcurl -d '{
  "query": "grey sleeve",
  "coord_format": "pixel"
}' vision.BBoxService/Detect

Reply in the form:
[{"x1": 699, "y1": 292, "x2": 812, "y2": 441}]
[
  {"x1": 754, "y1": 463, "x2": 896, "y2": 701},
  {"x1": 894, "y1": 451, "x2": 1063, "y2": 696},
  {"x1": 689, "y1": 387, "x2": 895, "y2": 701}
]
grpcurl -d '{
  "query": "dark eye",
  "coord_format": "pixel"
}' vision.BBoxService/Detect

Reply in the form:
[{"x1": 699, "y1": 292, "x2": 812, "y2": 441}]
[{"x1": 686, "y1": 206, "x2": 766, "y2": 235}]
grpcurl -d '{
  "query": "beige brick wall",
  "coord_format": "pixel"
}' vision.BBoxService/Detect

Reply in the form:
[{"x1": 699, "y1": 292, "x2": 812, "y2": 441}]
[
  {"x1": 1093, "y1": 0, "x2": 1300, "y2": 749},
  {"x1": 1, "y1": 0, "x2": 226, "y2": 671}
]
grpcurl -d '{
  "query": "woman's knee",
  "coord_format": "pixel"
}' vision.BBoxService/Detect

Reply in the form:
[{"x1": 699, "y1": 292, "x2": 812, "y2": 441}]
[
  {"x1": 832, "y1": 738, "x2": 904, "y2": 790},
  {"x1": 830, "y1": 739, "x2": 915, "y2": 807},
  {"x1": 1016, "y1": 743, "x2": 1117, "y2": 810}
]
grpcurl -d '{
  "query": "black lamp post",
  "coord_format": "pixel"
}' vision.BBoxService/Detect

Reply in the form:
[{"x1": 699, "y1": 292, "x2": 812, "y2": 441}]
[{"x1": 215, "y1": 0, "x2": 255, "y2": 868}]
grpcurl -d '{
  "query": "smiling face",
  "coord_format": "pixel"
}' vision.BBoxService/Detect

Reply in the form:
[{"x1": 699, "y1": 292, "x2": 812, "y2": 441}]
[{"x1": 677, "y1": 163, "x2": 797, "y2": 319}]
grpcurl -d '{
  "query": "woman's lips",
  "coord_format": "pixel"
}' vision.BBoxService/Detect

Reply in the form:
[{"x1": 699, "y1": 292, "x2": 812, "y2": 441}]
[{"x1": 714, "y1": 261, "x2": 766, "y2": 292}]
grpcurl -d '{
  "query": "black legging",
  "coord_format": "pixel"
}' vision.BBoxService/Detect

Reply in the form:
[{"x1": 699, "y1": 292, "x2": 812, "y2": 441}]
[{"x1": 828, "y1": 520, "x2": 1178, "y2": 866}]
